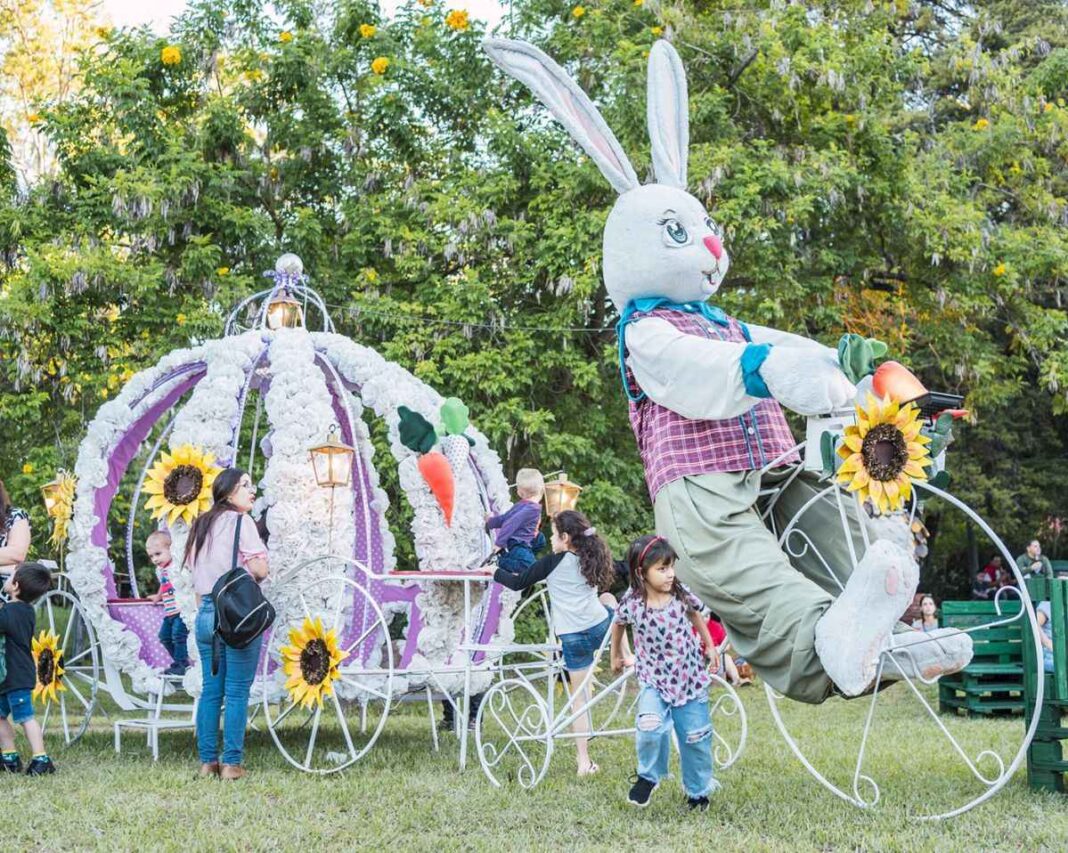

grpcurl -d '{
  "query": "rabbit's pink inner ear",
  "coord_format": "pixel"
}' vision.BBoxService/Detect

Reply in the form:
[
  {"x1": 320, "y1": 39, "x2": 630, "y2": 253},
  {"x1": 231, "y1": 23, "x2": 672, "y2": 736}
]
[
  {"x1": 647, "y1": 40, "x2": 690, "y2": 188},
  {"x1": 484, "y1": 38, "x2": 639, "y2": 194},
  {"x1": 566, "y1": 90, "x2": 632, "y2": 179}
]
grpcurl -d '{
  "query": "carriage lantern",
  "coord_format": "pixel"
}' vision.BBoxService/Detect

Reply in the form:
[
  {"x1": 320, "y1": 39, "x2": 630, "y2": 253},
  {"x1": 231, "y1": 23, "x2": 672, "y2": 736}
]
[
  {"x1": 40, "y1": 475, "x2": 64, "y2": 517},
  {"x1": 265, "y1": 252, "x2": 307, "y2": 329},
  {"x1": 543, "y1": 472, "x2": 582, "y2": 516},
  {"x1": 308, "y1": 425, "x2": 355, "y2": 488},
  {"x1": 265, "y1": 292, "x2": 305, "y2": 330}
]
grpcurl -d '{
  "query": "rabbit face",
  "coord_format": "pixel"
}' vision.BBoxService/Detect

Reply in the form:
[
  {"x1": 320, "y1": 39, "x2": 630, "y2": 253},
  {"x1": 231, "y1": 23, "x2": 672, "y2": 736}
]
[
  {"x1": 603, "y1": 184, "x2": 729, "y2": 310},
  {"x1": 484, "y1": 38, "x2": 724, "y2": 311}
]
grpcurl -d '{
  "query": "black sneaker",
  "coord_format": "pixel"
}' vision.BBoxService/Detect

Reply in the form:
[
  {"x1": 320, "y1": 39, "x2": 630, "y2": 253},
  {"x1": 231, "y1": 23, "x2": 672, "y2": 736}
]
[
  {"x1": 24, "y1": 755, "x2": 56, "y2": 777},
  {"x1": 25, "y1": 756, "x2": 56, "y2": 776},
  {"x1": 1, "y1": 754, "x2": 21, "y2": 774},
  {"x1": 164, "y1": 662, "x2": 189, "y2": 676},
  {"x1": 627, "y1": 774, "x2": 658, "y2": 807},
  {"x1": 687, "y1": 795, "x2": 710, "y2": 812}
]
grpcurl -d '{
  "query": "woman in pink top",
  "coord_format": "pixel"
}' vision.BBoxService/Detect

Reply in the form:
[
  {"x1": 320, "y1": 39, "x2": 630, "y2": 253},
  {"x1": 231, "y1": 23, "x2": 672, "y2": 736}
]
[{"x1": 183, "y1": 467, "x2": 267, "y2": 781}]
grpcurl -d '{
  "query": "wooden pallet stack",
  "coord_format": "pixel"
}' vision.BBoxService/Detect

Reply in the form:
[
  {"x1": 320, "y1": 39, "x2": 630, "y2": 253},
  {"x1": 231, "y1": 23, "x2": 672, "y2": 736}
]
[
  {"x1": 938, "y1": 599, "x2": 1025, "y2": 717},
  {"x1": 1023, "y1": 577, "x2": 1068, "y2": 793}
]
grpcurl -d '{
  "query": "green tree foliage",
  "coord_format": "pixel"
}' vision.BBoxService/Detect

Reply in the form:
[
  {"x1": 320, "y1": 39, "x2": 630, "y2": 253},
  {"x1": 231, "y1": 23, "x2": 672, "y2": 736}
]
[{"x1": 0, "y1": 0, "x2": 1065, "y2": 591}]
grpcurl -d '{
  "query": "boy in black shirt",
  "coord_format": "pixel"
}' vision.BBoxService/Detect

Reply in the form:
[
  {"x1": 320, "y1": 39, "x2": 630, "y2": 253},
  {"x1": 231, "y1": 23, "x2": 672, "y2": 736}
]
[{"x1": 0, "y1": 562, "x2": 55, "y2": 775}]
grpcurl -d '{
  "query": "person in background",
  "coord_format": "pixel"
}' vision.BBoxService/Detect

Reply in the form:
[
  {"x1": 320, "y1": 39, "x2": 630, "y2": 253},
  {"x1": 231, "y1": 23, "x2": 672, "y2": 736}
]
[
  {"x1": 911, "y1": 595, "x2": 939, "y2": 633},
  {"x1": 980, "y1": 555, "x2": 1002, "y2": 584},
  {"x1": 0, "y1": 563, "x2": 55, "y2": 775},
  {"x1": 992, "y1": 565, "x2": 1017, "y2": 595},
  {"x1": 0, "y1": 480, "x2": 30, "y2": 581},
  {"x1": 971, "y1": 570, "x2": 994, "y2": 601},
  {"x1": 1036, "y1": 601, "x2": 1056, "y2": 673},
  {"x1": 144, "y1": 530, "x2": 190, "y2": 675},
  {"x1": 494, "y1": 509, "x2": 623, "y2": 777},
  {"x1": 486, "y1": 468, "x2": 546, "y2": 575},
  {"x1": 1016, "y1": 540, "x2": 1052, "y2": 579},
  {"x1": 184, "y1": 468, "x2": 268, "y2": 781}
]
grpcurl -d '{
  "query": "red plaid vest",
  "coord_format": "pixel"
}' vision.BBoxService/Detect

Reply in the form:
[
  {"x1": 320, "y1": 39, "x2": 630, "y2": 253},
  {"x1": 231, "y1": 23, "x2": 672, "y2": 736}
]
[{"x1": 623, "y1": 308, "x2": 800, "y2": 501}]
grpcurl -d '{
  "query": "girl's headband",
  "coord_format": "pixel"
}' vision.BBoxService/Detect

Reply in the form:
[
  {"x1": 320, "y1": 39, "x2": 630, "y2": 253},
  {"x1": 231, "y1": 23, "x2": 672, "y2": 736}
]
[{"x1": 636, "y1": 536, "x2": 663, "y2": 568}]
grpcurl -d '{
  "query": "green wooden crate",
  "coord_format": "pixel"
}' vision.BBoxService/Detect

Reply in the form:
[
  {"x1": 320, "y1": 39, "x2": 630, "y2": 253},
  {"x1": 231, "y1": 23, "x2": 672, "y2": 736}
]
[{"x1": 938, "y1": 600, "x2": 1025, "y2": 716}]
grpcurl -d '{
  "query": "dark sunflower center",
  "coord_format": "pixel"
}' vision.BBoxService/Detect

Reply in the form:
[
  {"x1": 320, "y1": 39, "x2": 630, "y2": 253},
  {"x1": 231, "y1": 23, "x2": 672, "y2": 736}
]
[
  {"x1": 300, "y1": 638, "x2": 330, "y2": 685},
  {"x1": 37, "y1": 649, "x2": 56, "y2": 685},
  {"x1": 861, "y1": 423, "x2": 908, "y2": 482},
  {"x1": 163, "y1": 464, "x2": 204, "y2": 505}
]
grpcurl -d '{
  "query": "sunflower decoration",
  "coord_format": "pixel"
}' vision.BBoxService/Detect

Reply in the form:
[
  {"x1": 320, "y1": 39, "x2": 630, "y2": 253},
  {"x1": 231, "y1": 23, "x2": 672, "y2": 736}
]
[
  {"x1": 836, "y1": 394, "x2": 932, "y2": 514},
  {"x1": 48, "y1": 471, "x2": 77, "y2": 548},
  {"x1": 32, "y1": 630, "x2": 66, "y2": 704},
  {"x1": 143, "y1": 444, "x2": 220, "y2": 526},
  {"x1": 280, "y1": 617, "x2": 349, "y2": 709}
]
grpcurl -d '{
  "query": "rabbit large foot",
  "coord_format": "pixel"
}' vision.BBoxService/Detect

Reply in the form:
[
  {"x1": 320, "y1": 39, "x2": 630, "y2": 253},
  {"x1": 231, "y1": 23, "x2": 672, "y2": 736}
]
[{"x1": 814, "y1": 539, "x2": 919, "y2": 697}]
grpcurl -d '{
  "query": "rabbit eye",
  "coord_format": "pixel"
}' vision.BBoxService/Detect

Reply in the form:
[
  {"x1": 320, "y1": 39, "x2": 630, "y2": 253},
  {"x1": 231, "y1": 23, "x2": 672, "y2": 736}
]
[
  {"x1": 705, "y1": 217, "x2": 722, "y2": 237},
  {"x1": 661, "y1": 218, "x2": 690, "y2": 246}
]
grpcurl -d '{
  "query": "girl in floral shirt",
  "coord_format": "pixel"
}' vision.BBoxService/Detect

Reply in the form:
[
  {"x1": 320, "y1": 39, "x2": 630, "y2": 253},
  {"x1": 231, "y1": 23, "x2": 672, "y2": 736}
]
[{"x1": 611, "y1": 534, "x2": 719, "y2": 811}]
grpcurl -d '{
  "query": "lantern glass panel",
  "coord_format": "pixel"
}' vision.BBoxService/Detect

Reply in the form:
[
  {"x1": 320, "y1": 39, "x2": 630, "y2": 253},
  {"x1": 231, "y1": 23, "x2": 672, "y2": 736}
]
[{"x1": 266, "y1": 297, "x2": 305, "y2": 330}]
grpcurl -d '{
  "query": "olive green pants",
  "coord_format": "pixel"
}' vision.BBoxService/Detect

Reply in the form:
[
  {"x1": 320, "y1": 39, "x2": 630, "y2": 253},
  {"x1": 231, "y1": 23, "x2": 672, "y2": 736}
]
[{"x1": 654, "y1": 468, "x2": 866, "y2": 705}]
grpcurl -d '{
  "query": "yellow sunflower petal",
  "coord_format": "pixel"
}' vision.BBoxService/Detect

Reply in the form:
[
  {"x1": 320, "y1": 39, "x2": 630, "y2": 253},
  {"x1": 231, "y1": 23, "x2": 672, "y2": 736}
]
[
  {"x1": 843, "y1": 434, "x2": 863, "y2": 453},
  {"x1": 903, "y1": 460, "x2": 927, "y2": 478},
  {"x1": 837, "y1": 453, "x2": 864, "y2": 475},
  {"x1": 845, "y1": 468, "x2": 871, "y2": 492}
]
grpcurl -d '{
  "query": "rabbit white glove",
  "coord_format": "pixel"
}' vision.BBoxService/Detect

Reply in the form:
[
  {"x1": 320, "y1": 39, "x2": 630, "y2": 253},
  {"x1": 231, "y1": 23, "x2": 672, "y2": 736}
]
[{"x1": 760, "y1": 346, "x2": 857, "y2": 416}]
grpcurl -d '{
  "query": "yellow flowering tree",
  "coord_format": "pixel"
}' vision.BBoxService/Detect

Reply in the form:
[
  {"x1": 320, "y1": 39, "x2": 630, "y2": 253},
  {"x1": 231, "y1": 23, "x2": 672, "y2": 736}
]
[{"x1": 1, "y1": 0, "x2": 1067, "y2": 598}]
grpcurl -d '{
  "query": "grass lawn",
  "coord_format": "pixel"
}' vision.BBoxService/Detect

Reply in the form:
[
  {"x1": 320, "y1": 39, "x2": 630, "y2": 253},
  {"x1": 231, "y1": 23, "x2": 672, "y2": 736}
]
[{"x1": 4, "y1": 678, "x2": 1066, "y2": 851}]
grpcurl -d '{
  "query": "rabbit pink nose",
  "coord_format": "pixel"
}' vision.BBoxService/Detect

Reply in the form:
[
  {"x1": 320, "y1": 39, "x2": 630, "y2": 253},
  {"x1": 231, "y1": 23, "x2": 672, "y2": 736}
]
[{"x1": 703, "y1": 235, "x2": 723, "y2": 260}]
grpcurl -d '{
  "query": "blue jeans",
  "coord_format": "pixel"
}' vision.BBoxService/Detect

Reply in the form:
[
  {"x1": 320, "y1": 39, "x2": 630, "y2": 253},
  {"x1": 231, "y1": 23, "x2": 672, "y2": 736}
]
[
  {"x1": 159, "y1": 613, "x2": 190, "y2": 665},
  {"x1": 0, "y1": 689, "x2": 34, "y2": 724},
  {"x1": 559, "y1": 609, "x2": 613, "y2": 671},
  {"x1": 496, "y1": 533, "x2": 547, "y2": 574},
  {"x1": 635, "y1": 686, "x2": 719, "y2": 799},
  {"x1": 195, "y1": 596, "x2": 262, "y2": 766}
]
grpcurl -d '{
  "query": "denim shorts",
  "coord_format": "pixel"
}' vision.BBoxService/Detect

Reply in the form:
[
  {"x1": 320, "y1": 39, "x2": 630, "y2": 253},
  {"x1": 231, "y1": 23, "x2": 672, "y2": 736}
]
[
  {"x1": 559, "y1": 608, "x2": 613, "y2": 671},
  {"x1": 0, "y1": 689, "x2": 34, "y2": 724}
]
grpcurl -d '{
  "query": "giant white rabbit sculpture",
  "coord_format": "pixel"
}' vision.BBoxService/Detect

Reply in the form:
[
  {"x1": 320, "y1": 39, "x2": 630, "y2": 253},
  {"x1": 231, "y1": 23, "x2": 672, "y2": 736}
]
[{"x1": 484, "y1": 38, "x2": 972, "y2": 702}]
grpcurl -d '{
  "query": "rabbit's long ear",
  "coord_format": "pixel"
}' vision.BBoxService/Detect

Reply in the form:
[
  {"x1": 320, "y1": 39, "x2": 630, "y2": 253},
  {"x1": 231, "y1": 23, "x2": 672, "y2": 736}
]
[
  {"x1": 484, "y1": 38, "x2": 639, "y2": 194},
  {"x1": 647, "y1": 39, "x2": 689, "y2": 188}
]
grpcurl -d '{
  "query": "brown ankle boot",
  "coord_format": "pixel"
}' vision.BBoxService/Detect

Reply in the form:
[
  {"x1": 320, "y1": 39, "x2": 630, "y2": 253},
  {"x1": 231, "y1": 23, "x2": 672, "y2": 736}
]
[
  {"x1": 220, "y1": 764, "x2": 246, "y2": 781},
  {"x1": 199, "y1": 762, "x2": 220, "y2": 777}
]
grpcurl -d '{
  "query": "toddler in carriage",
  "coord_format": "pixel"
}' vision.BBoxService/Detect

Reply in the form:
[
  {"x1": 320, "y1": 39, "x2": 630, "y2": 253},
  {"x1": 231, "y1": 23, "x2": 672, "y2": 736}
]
[
  {"x1": 486, "y1": 468, "x2": 546, "y2": 574},
  {"x1": 611, "y1": 535, "x2": 720, "y2": 811},
  {"x1": 145, "y1": 530, "x2": 190, "y2": 675}
]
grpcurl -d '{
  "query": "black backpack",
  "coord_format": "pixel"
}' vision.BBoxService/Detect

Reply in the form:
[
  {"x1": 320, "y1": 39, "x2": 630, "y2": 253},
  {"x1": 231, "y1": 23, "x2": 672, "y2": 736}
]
[{"x1": 210, "y1": 516, "x2": 275, "y2": 675}]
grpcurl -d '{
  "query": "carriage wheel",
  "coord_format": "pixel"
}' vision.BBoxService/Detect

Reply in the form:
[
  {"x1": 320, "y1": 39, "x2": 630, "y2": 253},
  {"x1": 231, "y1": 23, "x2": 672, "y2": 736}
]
[
  {"x1": 707, "y1": 673, "x2": 747, "y2": 770},
  {"x1": 34, "y1": 589, "x2": 101, "y2": 747},
  {"x1": 262, "y1": 574, "x2": 394, "y2": 774},
  {"x1": 765, "y1": 481, "x2": 1044, "y2": 820},
  {"x1": 476, "y1": 677, "x2": 553, "y2": 789}
]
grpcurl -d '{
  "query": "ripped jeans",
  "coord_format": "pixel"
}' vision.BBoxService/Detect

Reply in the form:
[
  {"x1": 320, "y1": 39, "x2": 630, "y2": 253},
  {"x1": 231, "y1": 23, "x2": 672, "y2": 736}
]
[{"x1": 635, "y1": 686, "x2": 718, "y2": 799}]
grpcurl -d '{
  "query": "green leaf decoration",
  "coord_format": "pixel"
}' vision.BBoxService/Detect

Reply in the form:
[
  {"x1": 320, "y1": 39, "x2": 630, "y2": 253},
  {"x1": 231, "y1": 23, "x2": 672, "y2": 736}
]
[
  {"x1": 837, "y1": 333, "x2": 886, "y2": 384},
  {"x1": 868, "y1": 339, "x2": 889, "y2": 359},
  {"x1": 929, "y1": 470, "x2": 951, "y2": 490},
  {"x1": 929, "y1": 434, "x2": 948, "y2": 458},
  {"x1": 398, "y1": 406, "x2": 438, "y2": 454},
  {"x1": 440, "y1": 397, "x2": 470, "y2": 436},
  {"x1": 821, "y1": 430, "x2": 839, "y2": 477},
  {"x1": 935, "y1": 413, "x2": 954, "y2": 435}
]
